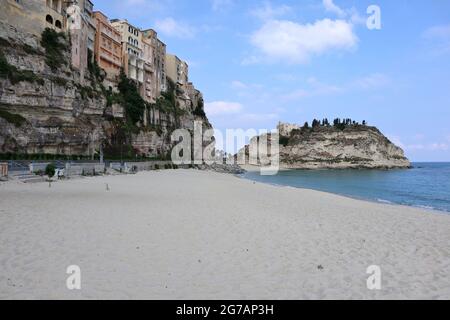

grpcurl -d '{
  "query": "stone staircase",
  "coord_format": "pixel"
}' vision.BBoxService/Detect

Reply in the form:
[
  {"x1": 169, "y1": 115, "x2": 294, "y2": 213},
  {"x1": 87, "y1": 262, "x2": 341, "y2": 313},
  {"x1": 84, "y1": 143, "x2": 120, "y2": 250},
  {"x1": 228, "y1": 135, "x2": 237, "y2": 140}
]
[{"x1": 9, "y1": 171, "x2": 47, "y2": 183}]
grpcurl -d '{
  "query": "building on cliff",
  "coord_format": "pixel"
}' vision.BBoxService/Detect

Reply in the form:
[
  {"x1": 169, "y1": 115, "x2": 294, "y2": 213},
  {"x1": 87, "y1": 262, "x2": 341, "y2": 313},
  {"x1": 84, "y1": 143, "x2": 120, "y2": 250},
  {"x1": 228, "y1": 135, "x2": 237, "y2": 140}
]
[
  {"x1": 0, "y1": 0, "x2": 66, "y2": 36},
  {"x1": 65, "y1": 0, "x2": 95, "y2": 84},
  {"x1": 111, "y1": 19, "x2": 145, "y2": 85},
  {"x1": 165, "y1": 54, "x2": 190, "y2": 109},
  {"x1": 140, "y1": 29, "x2": 167, "y2": 104},
  {"x1": 165, "y1": 54, "x2": 188, "y2": 86},
  {"x1": 165, "y1": 54, "x2": 203, "y2": 112},
  {"x1": 142, "y1": 29, "x2": 167, "y2": 94},
  {"x1": 93, "y1": 11, "x2": 122, "y2": 91}
]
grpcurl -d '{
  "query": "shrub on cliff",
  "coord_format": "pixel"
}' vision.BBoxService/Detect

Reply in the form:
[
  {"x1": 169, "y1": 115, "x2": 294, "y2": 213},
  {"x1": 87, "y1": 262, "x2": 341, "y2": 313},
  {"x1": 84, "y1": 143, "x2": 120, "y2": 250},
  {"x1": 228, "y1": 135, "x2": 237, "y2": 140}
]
[
  {"x1": 193, "y1": 98, "x2": 206, "y2": 117},
  {"x1": 0, "y1": 51, "x2": 44, "y2": 85},
  {"x1": 41, "y1": 28, "x2": 67, "y2": 71},
  {"x1": 0, "y1": 109, "x2": 27, "y2": 127},
  {"x1": 279, "y1": 136, "x2": 290, "y2": 147},
  {"x1": 117, "y1": 71, "x2": 146, "y2": 126}
]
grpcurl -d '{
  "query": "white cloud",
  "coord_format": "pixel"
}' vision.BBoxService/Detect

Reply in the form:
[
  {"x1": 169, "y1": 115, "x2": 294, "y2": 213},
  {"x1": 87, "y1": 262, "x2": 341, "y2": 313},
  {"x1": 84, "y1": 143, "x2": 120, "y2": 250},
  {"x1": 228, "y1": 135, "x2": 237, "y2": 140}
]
[
  {"x1": 282, "y1": 79, "x2": 342, "y2": 101},
  {"x1": 238, "y1": 113, "x2": 278, "y2": 122},
  {"x1": 211, "y1": 0, "x2": 234, "y2": 12},
  {"x1": 281, "y1": 73, "x2": 390, "y2": 101},
  {"x1": 154, "y1": 18, "x2": 196, "y2": 38},
  {"x1": 230, "y1": 81, "x2": 248, "y2": 89},
  {"x1": 422, "y1": 24, "x2": 450, "y2": 56},
  {"x1": 109, "y1": 0, "x2": 168, "y2": 19},
  {"x1": 388, "y1": 135, "x2": 449, "y2": 152},
  {"x1": 250, "y1": 2, "x2": 293, "y2": 21},
  {"x1": 323, "y1": 0, "x2": 346, "y2": 17},
  {"x1": 352, "y1": 73, "x2": 391, "y2": 89},
  {"x1": 230, "y1": 80, "x2": 263, "y2": 91},
  {"x1": 322, "y1": 1, "x2": 366, "y2": 26},
  {"x1": 423, "y1": 24, "x2": 450, "y2": 39},
  {"x1": 205, "y1": 101, "x2": 243, "y2": 116},
  {"x1": 249, "y1": 18, "x2": 357, "y2": 64}
]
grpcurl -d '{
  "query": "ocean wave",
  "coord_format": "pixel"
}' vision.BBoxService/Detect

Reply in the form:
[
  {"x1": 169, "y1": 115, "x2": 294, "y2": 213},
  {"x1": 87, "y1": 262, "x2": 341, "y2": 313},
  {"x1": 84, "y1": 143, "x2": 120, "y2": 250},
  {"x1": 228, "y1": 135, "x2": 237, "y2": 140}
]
[{"x1": 377, "y1": 199, "x2": 393, "y2": 204}]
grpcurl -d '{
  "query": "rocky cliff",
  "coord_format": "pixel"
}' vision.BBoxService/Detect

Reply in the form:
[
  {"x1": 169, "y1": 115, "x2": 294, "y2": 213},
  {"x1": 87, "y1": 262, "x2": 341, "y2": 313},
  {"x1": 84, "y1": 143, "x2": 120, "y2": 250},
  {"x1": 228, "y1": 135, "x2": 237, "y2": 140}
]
[
  {"x1": 239, "y1": 121, "x2": 411, "y2": 170},
  {"x1": 0, "y1": 22, "x2": 211, "y2": 159}
]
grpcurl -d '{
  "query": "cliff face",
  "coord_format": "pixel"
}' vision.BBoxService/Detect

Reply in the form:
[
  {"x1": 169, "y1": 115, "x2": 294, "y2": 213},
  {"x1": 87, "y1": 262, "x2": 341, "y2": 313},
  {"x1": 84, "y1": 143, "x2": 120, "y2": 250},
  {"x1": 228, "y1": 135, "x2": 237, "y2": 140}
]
[
  {"x1": 240, "y1": 122, "x2": 411, "y2": 170},
  {"x1": 0, "y1": 22, "x2": 210, "y2": 158}
]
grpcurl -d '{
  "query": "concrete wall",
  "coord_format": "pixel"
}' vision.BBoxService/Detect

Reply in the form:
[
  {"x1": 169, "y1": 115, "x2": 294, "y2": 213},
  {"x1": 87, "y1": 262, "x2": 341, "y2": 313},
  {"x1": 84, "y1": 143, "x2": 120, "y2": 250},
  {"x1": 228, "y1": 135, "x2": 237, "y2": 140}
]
[
  {"x1": 124, "y1": 161, "x2": 173, "y2": 172},
  {"x1": 29, "y1": 162, "x2": 51, "y2": 173},
  {"x1": 65, "y1": 163, "x2": 105, "y2": 176}
]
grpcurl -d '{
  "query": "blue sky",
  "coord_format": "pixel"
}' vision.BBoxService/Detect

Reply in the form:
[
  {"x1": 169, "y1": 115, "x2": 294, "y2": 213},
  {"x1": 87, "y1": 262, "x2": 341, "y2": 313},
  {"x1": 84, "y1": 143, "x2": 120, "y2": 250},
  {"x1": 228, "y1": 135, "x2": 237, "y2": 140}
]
[{"x1": 94, "y1": 0, "x2": 450, "y2": 161}]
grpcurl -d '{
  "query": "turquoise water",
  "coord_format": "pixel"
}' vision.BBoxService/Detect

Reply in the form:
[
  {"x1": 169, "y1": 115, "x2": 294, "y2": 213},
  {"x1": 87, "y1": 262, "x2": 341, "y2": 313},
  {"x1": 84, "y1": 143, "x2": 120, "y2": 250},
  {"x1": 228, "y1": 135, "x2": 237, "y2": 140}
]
[{"x1": 242, "y1": 163, "x2": 450, "y2": 213}]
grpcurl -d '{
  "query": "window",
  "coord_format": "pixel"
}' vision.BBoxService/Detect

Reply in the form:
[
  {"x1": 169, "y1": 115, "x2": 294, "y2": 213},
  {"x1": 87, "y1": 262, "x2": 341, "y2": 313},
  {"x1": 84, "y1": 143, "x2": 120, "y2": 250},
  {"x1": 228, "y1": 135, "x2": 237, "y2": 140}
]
[
  {"x1": 46, "y1": 15, "x2": 53, "y2": 25},
  {"x1": 55, "y1": 20, "x2": 62, "y2": 29}
]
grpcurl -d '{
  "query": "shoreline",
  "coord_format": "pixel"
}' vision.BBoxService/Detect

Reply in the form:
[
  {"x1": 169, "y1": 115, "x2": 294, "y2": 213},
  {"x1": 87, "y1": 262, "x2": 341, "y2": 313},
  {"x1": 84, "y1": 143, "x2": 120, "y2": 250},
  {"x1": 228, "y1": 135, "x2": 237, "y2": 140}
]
[
  {"x1": 240, "y1": 165, "x2": 450, "y2": 215},
  {"x1": 238, "y1": 174, "x2": 449, "y2": 216},
  {"x1": 1, "y1": 169, "x2": 449, "y2": 299}
]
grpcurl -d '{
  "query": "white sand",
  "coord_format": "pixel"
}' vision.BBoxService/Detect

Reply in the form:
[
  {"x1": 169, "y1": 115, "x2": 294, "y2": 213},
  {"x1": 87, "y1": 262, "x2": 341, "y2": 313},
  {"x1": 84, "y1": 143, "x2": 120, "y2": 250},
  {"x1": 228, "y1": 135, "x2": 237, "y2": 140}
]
[{"x1": 0, "y1": 169, "x2": 449, "y2": 300}]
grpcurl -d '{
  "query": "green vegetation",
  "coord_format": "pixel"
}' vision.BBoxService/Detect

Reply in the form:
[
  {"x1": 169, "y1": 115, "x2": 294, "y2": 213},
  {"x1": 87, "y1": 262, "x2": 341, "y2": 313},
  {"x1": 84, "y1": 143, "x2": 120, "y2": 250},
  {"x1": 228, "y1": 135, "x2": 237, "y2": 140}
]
[
  {"x1": 0, "y1": 153, "x2": 104, "y2": 161},
  {"x1": 51, "y1": 76, "x2": 69, "y2": 87},
  {"x1": 45, "y1": 163, "x2": 56, "y2": 179},
  {"x1": 22, "y1": 44, "x2": 41, "y2": 55},
  {"x1": 152, "y1": 78, "x2": 184, "y2": 116},
  {"x1": 279, "y1": 118, "x2": 369, "y2": 146},
  {"x1": 0, "y1": 109, "x2": 27, "y2": 127},
  {"x1": 88, "y1": 51, "x2": 105, "y2": 83},
  {"x1": 117, "y1": 71, "x2": 146, "y2": 126},
  {"x1": 0, "y1": 50, "x2": 44, "y2": 85},
  {"x1": 299, "y1": 118, "x2": 367, "y2": 131},
  {"x1": 279, "y1": 135, "x2": 290, "y2": 147},
  {"x1": 0, "y1": 37, "x2": 11, "y2": 48},
  {"x1": 75, "y1": 83, "x2": 96, "y2": 99},
  {"x1": 40, "y1": 28, "x2": 67, "y2": 71},
  {"x1": 193, "y1": 98, "x2": 206, "y2": 117}
]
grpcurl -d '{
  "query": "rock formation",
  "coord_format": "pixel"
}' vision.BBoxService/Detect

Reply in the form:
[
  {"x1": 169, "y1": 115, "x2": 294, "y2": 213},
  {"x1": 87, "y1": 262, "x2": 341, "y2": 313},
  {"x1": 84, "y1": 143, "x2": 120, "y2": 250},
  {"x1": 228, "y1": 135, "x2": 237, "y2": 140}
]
[
  {"x1": 238, "y1": 122, "x2": 411, "y2": 170},
  {"x1": 0, "y1": 22, "x2": 211, "y2": 159}
]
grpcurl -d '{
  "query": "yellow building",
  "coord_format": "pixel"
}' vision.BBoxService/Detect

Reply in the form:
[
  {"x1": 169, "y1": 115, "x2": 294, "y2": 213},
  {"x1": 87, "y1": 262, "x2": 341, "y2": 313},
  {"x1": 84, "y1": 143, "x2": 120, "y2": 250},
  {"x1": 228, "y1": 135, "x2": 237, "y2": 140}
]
[
  {"x1": 0, "y1": 0, "x2": 66, "y2": 36},
  {"x1": 165, "y1": 54, "x2": 189, "y2": 86}
]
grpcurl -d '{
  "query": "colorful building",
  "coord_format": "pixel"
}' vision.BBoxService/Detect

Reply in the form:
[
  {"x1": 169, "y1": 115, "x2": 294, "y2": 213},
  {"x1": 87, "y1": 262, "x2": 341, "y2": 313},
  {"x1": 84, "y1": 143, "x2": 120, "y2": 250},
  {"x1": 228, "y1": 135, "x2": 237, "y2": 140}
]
[{"x1": 93, "y1": 11, "x2": 122, "y2": 90}]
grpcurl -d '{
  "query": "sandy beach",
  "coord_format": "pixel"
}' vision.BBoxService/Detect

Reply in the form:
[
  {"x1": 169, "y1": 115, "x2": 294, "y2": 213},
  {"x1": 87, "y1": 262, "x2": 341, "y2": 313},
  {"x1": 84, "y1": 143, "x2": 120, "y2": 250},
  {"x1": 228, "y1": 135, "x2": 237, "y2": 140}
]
[{"x1": 0, "y1": 169, "x2": 449, "y2": 300}]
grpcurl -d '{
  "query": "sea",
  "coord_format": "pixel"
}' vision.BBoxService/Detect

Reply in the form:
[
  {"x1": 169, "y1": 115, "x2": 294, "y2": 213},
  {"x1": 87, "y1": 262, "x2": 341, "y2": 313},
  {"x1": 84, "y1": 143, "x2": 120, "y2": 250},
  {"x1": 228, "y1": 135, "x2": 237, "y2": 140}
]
[{"x1": 242, "y1": 162, "x2": 450, "y2": 213}]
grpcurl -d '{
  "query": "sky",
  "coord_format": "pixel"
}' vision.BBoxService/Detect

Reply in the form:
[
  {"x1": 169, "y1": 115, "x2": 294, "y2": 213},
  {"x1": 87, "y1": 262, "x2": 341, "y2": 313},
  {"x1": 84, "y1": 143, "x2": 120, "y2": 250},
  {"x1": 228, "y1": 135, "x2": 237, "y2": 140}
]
[{"x1": 94, "y1": 0, "x2": 450, "y2": 161}]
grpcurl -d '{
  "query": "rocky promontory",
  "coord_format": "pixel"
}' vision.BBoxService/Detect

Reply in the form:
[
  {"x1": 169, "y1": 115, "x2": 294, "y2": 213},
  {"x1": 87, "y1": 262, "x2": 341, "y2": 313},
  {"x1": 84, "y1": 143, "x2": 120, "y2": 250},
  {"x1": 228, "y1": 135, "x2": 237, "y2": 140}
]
[{"x1": 238, "y1": 120, "x2": 411, "y2": 170}]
